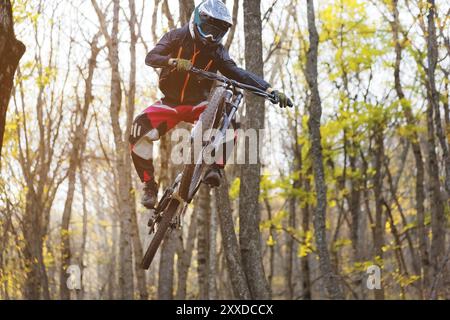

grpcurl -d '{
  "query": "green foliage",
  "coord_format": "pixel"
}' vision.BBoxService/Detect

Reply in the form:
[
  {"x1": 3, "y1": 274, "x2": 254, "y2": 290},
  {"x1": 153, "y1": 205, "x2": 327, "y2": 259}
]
[
  {"x1": 36, "y1": 66, "x2": 58, "y2": 89},
  {"x1": 3, "y1": 114, "x2": 20, "y2": 157},
  {"x1": 260, "y1": 210, "x2": 288, "y2": 231},
  {"x1": 298, "y1": 230, "x2": 314, "y2": 257},
  {"x1": 392, "y1": 271, "x2": 421, "y2": 288},
  {"x1": 332, "y1": 238, "x2": 352, "y2": 252},
  {"x1": 319, "y1": 0, "x2": 386, "y2": 78},
  {"x1": 260, "y1": 173, "x2": 276, "y2": 200},
  {"x1": 266, "y1": 235, "x2": 276, "y2": 247},
  {"x1": 229, "y1": 177, "x2": 240, "y2": 200},
  {"x1": 12, "y1": 0, "x2": 39, "y2": 26}
]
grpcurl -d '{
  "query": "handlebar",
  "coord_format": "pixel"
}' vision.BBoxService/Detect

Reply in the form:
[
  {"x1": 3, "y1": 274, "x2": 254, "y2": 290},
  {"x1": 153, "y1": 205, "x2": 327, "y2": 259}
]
[{"x1": 189, "y1": 67, "x2": 279, "y2": 105}]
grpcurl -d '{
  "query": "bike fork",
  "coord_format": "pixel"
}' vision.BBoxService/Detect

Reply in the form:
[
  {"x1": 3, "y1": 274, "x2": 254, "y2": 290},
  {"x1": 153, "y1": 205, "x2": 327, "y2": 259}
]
[
  {"x1": 210, "y1": 92, "x2": 242, "y2": 153},
  {"x1": 223, "y1": 92, "x2": 242, "y2": 130}
]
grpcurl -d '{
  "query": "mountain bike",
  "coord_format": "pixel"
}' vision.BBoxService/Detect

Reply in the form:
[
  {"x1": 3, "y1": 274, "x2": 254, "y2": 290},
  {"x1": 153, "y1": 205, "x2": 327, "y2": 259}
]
[{"x1": 141, "y1": 67, "x2": 279, "y2": 269}]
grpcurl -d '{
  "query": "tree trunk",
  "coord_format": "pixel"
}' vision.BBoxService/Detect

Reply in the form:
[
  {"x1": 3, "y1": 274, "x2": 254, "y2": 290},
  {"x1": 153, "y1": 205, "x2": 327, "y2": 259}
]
[
  {"x1": 238, "y1": 0, "x2": 271, "y2": 300},
  {"x1": 162, "y1": 0, "x2": 175, "y2": 29},
  {"x1": 301, "y1": 168, "x2": 312, "y2": 300},
  {"x1": 175, "y1": 210, "x2": 197, "y2": 299},
  {"x1": 109, "y1": 216, "x2": 119, "y2": 300},
  {"x1": 215, "y1": 176, "x2": 251, "y2": 299},
  {"x1": 112, "y1": 0, "x2": 134, "y2": 300},
  {"x1": 348, "y1": 143, "x2": 364, "y2": 298},
  {"x1": 225, "y1": 0, "x2": 239, "y2": 50},
  {"x1": 127, "y1": 0, "x2": 148, "y2": 300},
  {"x1": 208, "y1": 195, "x2": 218, "y2": 299},
  {"x1": 23, "y1": 194, "x2": 50, "y2": 300},
  {"x1": 156, "y1": 120, "x2": 181, "y2": 300},
  {"x1": 179, "y1": 0, "x2": 195, "y2": 26},
  {"x1": 158, "y1": 229, "x2": 178, "y2": 300},
  {"x1": 425, "y1": 0, "x2": 447, "y2": 298},
  {"x1": 59, "y1": 154, "x2": 77, "y2": 300},
  {"x1": 304, "y1": 0, "x2": 343, "y2": 300},
  {"x1": 92, "y1": 0, "x2": 135, "y2": 299},
  {"x1": 77, "y1": 168, "x2": 89, "y2": 300},
  {"x1": 286, "y1": 120, "x2": 302, "y2": 300},
  {"x1": 390, "y1": 0, "x2": 429, "y2": 296},
  {"x1": 263, "y1": 196, "x2": 275, "y2": 294},
  {"x1": 0, "y1": 0, "x2": 26, "y2": 161},
  {"x1": 197, "y1": 185, "x2": 211, "y2": 299},
  {"x1": 59, "y1": 33, "x2": 99, "y2": 300},
  {"x1": 372, "y1": 125, "x2": 385, "y2": 300},
  {"x1": 130, "y1": 200, "x2": 148, "y2": 300}
]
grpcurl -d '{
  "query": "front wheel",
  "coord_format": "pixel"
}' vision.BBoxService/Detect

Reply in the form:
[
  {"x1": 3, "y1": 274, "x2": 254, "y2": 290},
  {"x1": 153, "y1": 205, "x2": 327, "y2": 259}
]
[{"x1": 141, "y1": 199, "x2": 180, "y2": 270}]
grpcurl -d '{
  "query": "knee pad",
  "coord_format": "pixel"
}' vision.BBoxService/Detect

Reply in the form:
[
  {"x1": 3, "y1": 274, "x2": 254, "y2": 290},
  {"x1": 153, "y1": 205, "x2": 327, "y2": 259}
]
[{"x1": 132, "y1": 129, "x2": 160, "y2": 160}]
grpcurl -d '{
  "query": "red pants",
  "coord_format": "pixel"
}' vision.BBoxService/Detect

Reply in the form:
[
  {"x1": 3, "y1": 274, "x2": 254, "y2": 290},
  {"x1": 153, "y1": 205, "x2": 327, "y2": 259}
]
[{"x1": 129, "y1": 100, "x2": 209, "y2": 182}]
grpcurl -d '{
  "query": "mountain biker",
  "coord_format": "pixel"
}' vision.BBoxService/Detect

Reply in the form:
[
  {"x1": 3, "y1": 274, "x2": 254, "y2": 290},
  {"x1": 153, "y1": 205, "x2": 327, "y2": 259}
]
[{"x1": 129, "y1": 0, "x2": 293, "y2": 209}]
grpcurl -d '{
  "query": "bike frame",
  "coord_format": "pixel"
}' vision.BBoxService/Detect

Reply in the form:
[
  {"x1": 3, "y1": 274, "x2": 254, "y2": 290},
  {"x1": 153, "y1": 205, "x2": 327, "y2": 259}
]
[
  {"x1": 149, "y1": 67, "x2": 278, "y2": 226},
  {"x1": 189, "y1": 66, "x2": 276, "y2": 172},
  {"x1": 142, "y1": 67, "x2": 279, "y2": 269}
]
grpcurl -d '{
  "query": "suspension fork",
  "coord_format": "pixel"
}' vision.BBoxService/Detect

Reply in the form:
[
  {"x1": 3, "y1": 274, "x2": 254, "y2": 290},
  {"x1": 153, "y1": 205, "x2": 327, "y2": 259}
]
[
  {"x1": 221, "y1": 91, "x2": 243, "y2": 135},
  {"x1": 209, "y1": 91, "x2": 243, "y2": 154}
]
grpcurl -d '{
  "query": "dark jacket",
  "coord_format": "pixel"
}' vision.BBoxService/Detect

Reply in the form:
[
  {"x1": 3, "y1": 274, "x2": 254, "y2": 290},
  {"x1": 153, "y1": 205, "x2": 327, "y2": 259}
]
[{"x1": 146, "y1": 24, "x2": 271, "y2": 105}]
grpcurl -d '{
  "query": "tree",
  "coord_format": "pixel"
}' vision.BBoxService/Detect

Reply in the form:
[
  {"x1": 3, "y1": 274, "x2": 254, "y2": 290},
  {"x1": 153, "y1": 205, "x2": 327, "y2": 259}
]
[
  {"x1": 215, "y1": 176, "x2": 251, "y2": 299},
  {"x1": 91, "y1": 0, "x2": 134, "y2": 299},
  {"x1": 197, "y1": 185, "x2": 211, "y2": 299},
  {"x1": 175, "y1": 210, "x2": 197, "y2": 299},
  {"x1": 12, "y1": 2, "x2": 69, "y2": 298},
  {"x1": 179, "y1": 0, "x2": 195, "y2": 25},
  {"x1": 60, "y1": 32, "x2": 100, "y2": 300},
  {"x1": 238, "y1": 0, "x2": 271, "y2": 300},
  {"x1": 127, "y1": 0, "x2": 148, "y2": 300},
  {"x1": 304, "y1": 0, "x2": 343, "y2": 300},
  {"x1": 424, "y1": 0, "x2": 447, "y2": 297},
  {"x1": 388, "y1": 0, "x2": 429, "y2": 296},
  {"x1": 0, "y1": 0, "x2": 25, "y2": 161}
]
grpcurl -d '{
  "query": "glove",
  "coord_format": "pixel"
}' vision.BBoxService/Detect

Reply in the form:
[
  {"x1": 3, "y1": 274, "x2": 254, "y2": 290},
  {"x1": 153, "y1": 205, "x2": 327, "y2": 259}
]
[
  {"x1": 172, "y1": 58, "x2": 193, "y2": 72},
  {"x1": 273, "y1": 90, "x2": 293, "y2": 108}
]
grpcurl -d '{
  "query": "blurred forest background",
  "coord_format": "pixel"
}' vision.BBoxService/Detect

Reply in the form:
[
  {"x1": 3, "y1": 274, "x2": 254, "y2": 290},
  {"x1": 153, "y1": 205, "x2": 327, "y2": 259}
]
[{"x1": 0, "y1": 0, "x2": 449, "y2": 300}]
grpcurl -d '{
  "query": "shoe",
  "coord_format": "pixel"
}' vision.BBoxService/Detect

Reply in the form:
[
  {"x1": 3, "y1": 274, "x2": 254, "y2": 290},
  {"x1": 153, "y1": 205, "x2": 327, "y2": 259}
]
[
  {"x1": 203, "y1": 165, "x2": 222, "y2": 187},
  {"x1": 141, "y1": 180, "x2": 158, "y2": 209}
]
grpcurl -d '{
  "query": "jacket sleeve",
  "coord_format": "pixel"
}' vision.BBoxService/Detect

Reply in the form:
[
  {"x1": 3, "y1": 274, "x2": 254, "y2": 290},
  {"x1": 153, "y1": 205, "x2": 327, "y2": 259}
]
[
  {"x1": 216, "y1": 47, "x2": 271, "y2": 92},
  {"x1": 145, "y1": 30, "x2": 177, "y2": 68}
]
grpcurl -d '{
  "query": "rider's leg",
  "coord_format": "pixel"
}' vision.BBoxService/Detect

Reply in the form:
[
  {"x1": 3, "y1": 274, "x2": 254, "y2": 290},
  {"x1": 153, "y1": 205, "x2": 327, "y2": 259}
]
[
  {"x1": 129, "y1": 101, "x2": 181, "y2": 208},
  {"x1": 130, "y1": 100, "x2": 209, "y2": 180},
  {"x1": 129, "y1": 100, "x2": 208, "y2": 208}
]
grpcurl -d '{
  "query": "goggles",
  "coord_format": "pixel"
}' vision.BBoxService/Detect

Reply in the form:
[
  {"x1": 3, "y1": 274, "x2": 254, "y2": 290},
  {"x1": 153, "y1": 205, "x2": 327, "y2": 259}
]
[{"x1": 197, "y1": 13, "x2": 230, "y2": 42}]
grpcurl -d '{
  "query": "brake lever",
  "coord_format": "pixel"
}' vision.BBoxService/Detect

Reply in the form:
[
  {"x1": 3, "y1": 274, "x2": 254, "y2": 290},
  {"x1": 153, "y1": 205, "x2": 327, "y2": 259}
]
[{"x1": 268, "y1": 93, "x2": 279, "y2": 105}]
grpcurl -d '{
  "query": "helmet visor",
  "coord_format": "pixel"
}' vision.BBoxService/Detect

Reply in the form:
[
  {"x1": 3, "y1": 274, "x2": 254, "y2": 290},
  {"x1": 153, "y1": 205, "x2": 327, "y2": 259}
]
[{"x1": 197, "y1": 13, "x2": 230, "y2": 42}]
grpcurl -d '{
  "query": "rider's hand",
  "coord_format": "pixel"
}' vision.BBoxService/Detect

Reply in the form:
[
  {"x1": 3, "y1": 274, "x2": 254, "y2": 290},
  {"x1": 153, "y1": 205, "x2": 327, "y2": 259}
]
[
  {"x1": 170, "y1": 58, "x2": 193, "y2": 72},
  {"x1": 272, "y1": 90, "x2": 293, "y2": 108}
]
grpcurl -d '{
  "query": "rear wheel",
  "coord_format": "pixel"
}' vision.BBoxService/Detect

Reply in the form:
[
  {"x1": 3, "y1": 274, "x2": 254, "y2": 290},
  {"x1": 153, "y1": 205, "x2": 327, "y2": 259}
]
[
  {"x1": 141, "y1": 199, "x2": 180, "y2": 269},
  {"x1": 179, "y1": 86, "x2": 226, "y2": 202}
]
